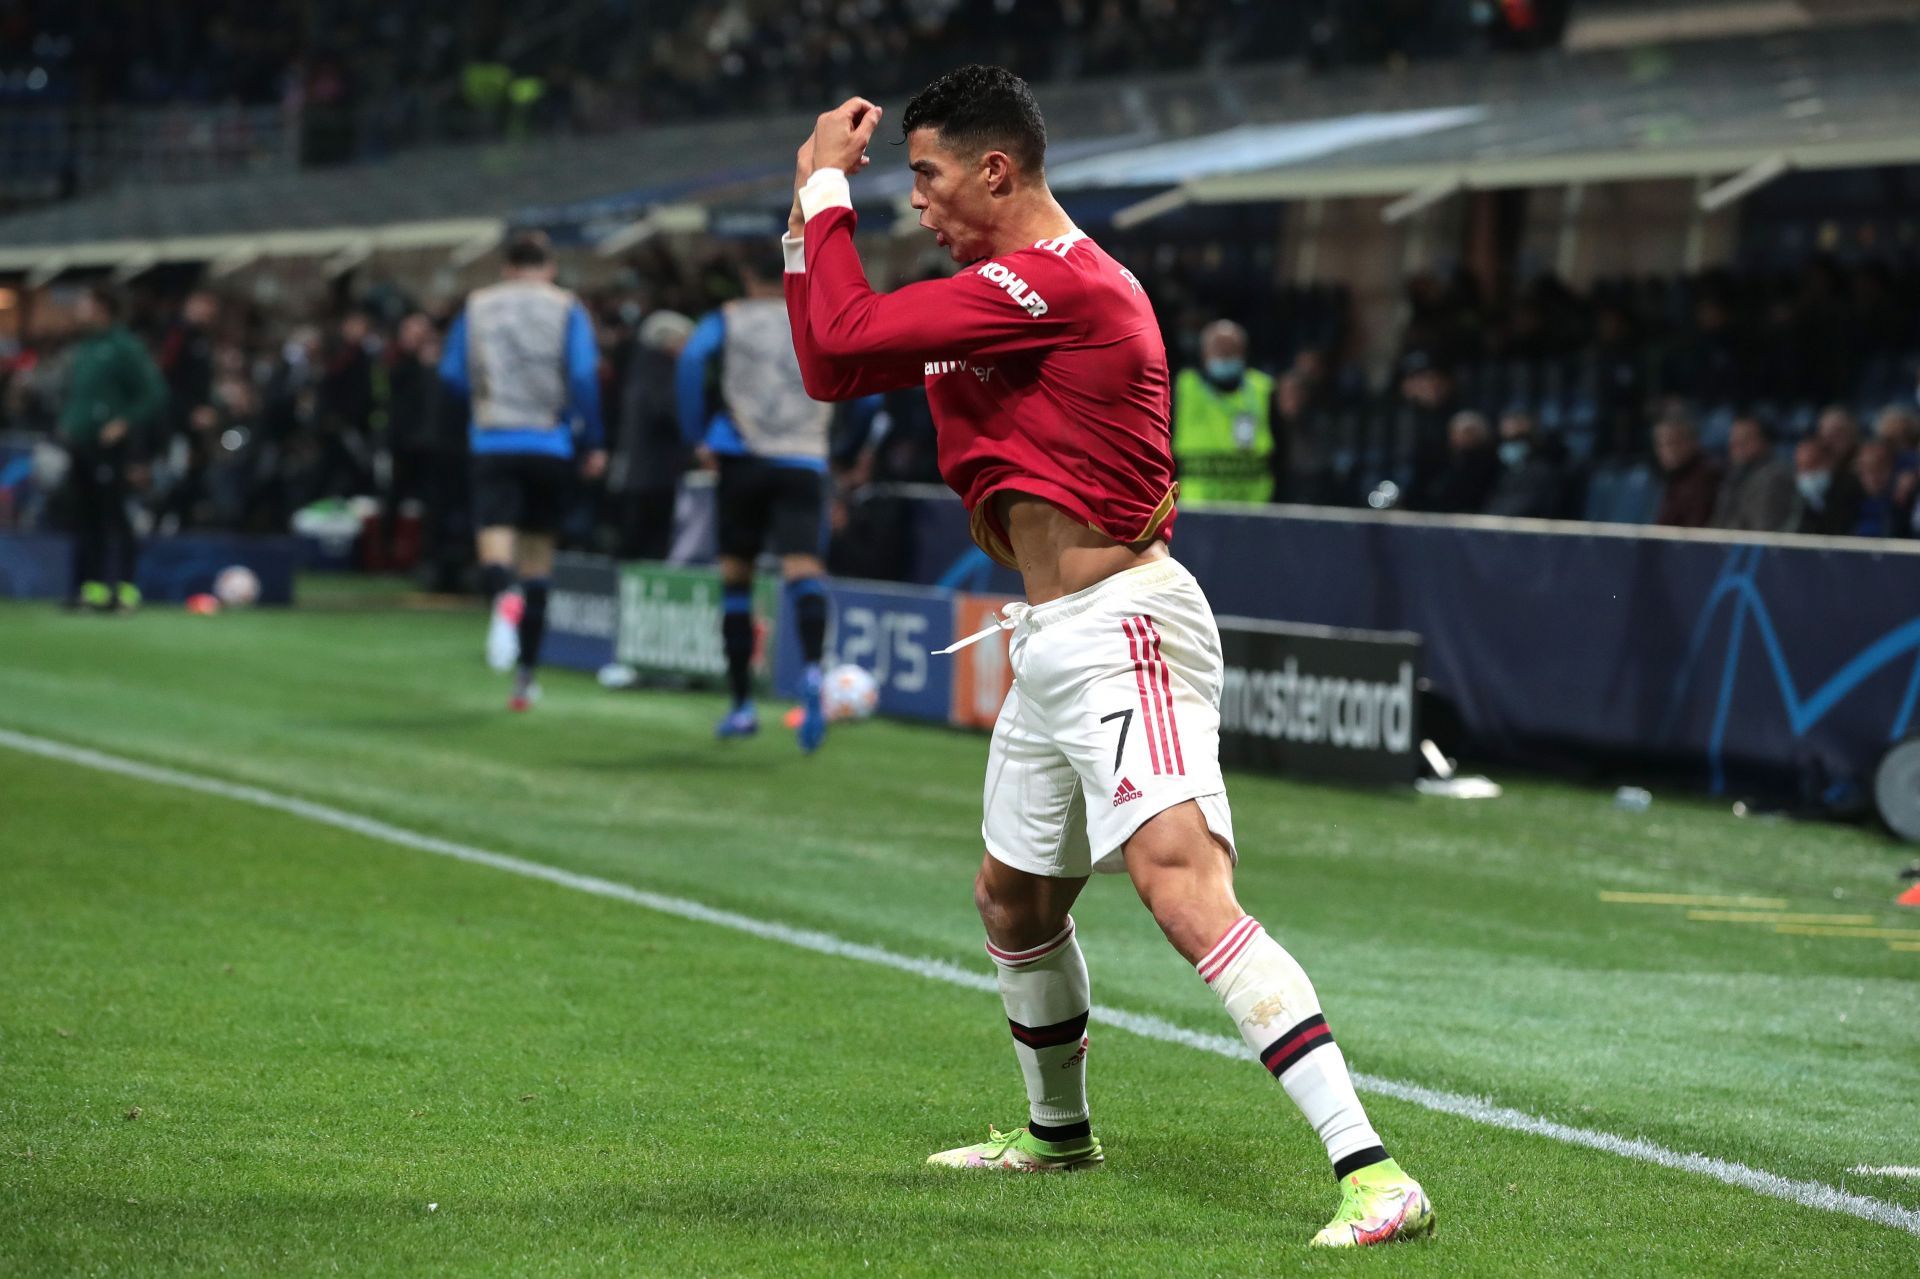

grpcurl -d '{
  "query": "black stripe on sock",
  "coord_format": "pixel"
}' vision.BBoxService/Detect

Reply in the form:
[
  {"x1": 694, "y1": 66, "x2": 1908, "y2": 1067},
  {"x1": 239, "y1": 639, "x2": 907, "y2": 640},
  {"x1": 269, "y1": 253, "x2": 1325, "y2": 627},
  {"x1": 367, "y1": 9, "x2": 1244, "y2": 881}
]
[
  {"x1": 1027, "y1": 1118, "x2": 1092, "y2": 1145},
  {"x1": 1007, "y1": 1011, "x2": 1089, "y2": 1050},
  {"x1": 1333, "y1": 1146, "x2": 1391, "y2": 1181},
  {"x1": 1259, "y1": 1013, "x2": 1333, "y2": 1077}
]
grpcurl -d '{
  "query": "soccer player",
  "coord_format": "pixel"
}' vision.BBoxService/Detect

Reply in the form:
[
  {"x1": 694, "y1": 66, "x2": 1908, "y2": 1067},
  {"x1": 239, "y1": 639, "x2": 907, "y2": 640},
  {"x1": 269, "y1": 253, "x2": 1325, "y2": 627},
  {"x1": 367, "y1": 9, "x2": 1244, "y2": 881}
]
[
  {"x1": 677, "y1": 248, "x2": 835, "y2": 752},
  {"x1": 782, "y1": 67, "x2": 1434, "y2": 1247},
  {"x1": 439, "y1": 231, "x2": 606, "y2": 711}
]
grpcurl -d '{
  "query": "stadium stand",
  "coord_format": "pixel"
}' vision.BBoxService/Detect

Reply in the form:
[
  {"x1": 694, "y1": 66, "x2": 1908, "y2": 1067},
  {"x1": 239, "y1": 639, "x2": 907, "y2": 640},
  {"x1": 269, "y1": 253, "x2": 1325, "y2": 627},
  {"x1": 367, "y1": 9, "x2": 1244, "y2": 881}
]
[
  {"x1": 0, "y1": 16, "x2": 1914, "y2": 250},
  {"x1": 0, "y1": 5, "x2": 1917, "y2": 553}
]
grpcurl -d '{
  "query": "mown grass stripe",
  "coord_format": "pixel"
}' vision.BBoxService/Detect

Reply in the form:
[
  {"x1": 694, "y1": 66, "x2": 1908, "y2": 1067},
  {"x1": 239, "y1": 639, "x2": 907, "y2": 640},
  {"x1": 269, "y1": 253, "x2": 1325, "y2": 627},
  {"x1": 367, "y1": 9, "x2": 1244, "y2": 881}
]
[
  {"x1": 1686, "y1": 910, "x2": 1881, "y2": 926},
  {"x1": 1600, "y1": 891, "x2": 1790, "y2": 909},
  {"x1": 1775, "y1": 924, "x2": 1920, "y2": 940}
]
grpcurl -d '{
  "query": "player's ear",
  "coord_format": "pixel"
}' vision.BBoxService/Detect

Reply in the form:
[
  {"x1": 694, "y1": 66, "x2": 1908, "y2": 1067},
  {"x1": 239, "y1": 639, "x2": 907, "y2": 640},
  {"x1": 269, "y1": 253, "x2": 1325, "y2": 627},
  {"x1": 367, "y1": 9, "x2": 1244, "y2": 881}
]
[{"x1": 981, "y1": 149, "x2": 1015, "y2": 196}]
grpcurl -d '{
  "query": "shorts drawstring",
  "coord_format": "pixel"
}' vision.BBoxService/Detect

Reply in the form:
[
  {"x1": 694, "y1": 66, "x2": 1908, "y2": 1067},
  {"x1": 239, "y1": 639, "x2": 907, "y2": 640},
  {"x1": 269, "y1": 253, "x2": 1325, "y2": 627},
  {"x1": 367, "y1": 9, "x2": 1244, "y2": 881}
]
[{"x1": 934, "y1": 601, "x2": 1030, "y2": 655}]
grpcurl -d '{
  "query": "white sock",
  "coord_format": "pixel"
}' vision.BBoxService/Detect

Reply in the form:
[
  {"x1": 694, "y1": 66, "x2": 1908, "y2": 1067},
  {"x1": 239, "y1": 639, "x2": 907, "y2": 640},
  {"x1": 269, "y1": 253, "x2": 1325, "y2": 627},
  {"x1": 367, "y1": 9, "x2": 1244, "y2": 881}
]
[
  {"x1": 1198, "y1": 916, "x2": 1387, "y2": 1176},
  {"x1": 987, "y1": 918, "x2": 1091, "y2": 1139}
]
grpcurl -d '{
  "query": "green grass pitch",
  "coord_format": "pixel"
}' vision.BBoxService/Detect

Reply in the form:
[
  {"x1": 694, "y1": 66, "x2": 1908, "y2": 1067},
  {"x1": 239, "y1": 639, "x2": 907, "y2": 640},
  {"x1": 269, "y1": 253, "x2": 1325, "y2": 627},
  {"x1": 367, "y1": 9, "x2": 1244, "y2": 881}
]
[{"x1": 2, "y1": 579, "x2": 1918, "y2": 1276}]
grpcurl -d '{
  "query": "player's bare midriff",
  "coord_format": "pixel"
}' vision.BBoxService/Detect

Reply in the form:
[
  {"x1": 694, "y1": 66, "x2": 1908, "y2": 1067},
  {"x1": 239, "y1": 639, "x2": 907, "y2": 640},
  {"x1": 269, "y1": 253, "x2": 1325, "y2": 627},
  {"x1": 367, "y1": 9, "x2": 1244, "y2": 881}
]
[{"x1": 995, "y1": 491, "x2": 1169, "y2": 605}]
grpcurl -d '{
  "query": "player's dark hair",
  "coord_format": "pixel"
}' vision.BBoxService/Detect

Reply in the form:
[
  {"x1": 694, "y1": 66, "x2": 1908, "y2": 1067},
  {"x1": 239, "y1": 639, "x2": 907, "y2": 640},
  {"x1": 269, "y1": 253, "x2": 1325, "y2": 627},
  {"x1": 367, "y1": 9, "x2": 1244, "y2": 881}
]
[
  {"x1": 504, "y1": 230, "x2": 554, "y2": 268},
  {"x1": 85, "y1": 282, "x2": 123, "y2": 320},
  {"x1": 739, "y1": 244, "x2": 787, "y2": 287},
  {"x1": 901, "y1": 64, "x2": 1047, "y2": 174}
]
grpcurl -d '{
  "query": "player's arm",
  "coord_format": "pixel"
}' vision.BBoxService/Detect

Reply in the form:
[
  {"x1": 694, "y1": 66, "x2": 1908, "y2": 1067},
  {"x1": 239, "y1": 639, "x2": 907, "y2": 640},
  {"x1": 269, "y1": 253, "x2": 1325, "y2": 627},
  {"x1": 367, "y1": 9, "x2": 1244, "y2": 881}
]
[
  {"x1": 798, "y1": 173, "x2": 1082, "y2": 363},
  {"x1": 674, "y1": 311, "x2": 725, "y2": 447},
  {"x1": 437, "y1": 311, "x2": 471, "y2": 396},
  {"x1": 782, "y1": 232, "x2": 925, "y2": 401},
  {"x1": 564, "y1": 301, "x2": 605, "y2": 451}
]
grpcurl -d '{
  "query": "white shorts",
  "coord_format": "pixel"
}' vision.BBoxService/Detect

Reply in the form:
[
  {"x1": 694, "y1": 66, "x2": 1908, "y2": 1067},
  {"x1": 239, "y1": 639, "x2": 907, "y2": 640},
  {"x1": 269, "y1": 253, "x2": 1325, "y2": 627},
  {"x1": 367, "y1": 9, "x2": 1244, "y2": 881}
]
[{"x1": 982, "y1": 557, "x2": 1235, "y2": 879}]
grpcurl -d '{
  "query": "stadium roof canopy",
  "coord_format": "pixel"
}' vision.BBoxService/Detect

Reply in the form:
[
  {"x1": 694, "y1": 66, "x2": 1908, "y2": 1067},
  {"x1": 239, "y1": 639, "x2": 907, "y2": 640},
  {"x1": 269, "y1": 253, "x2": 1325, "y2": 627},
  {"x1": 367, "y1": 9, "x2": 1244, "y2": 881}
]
[{"x1": 0, "y1": 14, "x2": 1913, "y2": 272}]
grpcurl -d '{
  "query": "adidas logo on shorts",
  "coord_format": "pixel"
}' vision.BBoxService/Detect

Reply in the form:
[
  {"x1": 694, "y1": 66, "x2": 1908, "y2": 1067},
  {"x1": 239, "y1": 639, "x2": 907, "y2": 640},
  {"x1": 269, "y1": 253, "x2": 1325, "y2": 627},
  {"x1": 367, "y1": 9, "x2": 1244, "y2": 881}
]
[{"x1": 1112, "y1": 777, "x2": 1143, "y2": 806}]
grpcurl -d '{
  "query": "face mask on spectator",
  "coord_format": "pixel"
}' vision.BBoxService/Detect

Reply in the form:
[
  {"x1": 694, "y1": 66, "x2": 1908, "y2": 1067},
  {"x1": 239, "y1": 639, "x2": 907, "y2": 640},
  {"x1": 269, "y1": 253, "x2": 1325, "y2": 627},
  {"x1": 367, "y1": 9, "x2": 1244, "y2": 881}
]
[
  {"x1": 1498, "y1": 440, "x2": 1529, "y2": 468},
  {"x1": 1796, "y1": 471, "x2": 1831, "y2": 506},
  {"x1": 1205, "y1": 357, "x2": 1245, "y2": 386}
]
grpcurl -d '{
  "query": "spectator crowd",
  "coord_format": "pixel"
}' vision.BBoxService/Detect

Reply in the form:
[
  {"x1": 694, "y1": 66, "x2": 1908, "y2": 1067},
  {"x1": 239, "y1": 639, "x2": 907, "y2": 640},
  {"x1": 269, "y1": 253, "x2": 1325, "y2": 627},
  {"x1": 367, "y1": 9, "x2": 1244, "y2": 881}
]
[
  {"x1": 0, "y1": 243, "x2": 930, "y2": 587},
  {"x1": 0, "y1": 1, "x2": 1557, "y2": 155},
  {"x1": 1165, "y1": 252, "x2": 1920, "y2": 539},
  {"x1": 3, "y1": 240, "x2": 1917, "y2": 602}
]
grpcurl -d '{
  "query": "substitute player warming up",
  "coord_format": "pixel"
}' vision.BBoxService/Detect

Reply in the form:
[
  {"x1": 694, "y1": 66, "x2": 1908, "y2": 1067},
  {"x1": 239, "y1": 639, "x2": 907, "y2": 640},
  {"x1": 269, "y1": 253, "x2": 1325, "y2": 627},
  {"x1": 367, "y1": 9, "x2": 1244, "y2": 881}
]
[
  {"x1": 782, "y1": 67, "x2": 1433, "y2": 1247},
  {"x1": 439, "y1": 232, "x2": 607, "y2": 711},
  {"x1": 677, "y1": 248, "x2": 837, "y2": 752}
]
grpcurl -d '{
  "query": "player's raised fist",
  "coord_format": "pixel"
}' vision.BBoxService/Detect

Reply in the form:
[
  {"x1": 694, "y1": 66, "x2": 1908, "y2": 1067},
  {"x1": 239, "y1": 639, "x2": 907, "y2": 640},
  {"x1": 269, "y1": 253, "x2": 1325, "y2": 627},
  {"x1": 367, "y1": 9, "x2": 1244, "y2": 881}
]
[
  {"x1": 794, "y1": 134, "x2": 816, "y2": 189},
  {"x1": 808, "y1": 97, "x2": 882, "y2": 178}
]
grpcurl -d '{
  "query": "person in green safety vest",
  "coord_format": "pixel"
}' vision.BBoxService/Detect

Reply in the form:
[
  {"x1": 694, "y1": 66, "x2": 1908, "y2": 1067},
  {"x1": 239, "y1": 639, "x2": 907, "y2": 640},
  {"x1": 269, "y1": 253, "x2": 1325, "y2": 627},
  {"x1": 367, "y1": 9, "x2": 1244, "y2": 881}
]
[{"x1": 1171, "y1": 320, "x2": 1275, "y2": 505}]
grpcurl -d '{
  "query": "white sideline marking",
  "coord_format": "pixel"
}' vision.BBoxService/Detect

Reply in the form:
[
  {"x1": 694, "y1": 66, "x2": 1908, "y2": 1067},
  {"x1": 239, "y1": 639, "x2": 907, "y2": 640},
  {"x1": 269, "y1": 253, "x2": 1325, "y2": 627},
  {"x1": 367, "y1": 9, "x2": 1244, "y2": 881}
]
[
  {"x1": 1854, "y1": 1167, "x2": 1920, "y2": 1179},
  {"x1": 4, "y1": 724, "x2": 1918, "y2": 1240}
]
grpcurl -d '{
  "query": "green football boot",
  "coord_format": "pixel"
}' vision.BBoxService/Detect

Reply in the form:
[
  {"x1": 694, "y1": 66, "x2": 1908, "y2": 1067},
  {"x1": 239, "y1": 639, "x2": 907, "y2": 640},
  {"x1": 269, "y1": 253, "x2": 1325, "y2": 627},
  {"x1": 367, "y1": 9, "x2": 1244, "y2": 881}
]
[
  {"x1": 1310, "y1": 1158, "x2": 1435, "y2": 1247},
  {"x1": 927, "y1": 1125, "x2": 1104, "y2": 1173}
]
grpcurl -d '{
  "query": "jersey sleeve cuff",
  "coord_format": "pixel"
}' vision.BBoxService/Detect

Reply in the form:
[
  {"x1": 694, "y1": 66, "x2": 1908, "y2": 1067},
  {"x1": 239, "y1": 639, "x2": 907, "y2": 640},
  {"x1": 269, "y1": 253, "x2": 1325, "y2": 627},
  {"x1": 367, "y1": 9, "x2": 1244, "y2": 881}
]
[
  {"x1": 799, "y1": 168, "x2": 853, "y2": 223},
  {"x1": 781, "y1": 232, "x2": 806, "y2": 274}
]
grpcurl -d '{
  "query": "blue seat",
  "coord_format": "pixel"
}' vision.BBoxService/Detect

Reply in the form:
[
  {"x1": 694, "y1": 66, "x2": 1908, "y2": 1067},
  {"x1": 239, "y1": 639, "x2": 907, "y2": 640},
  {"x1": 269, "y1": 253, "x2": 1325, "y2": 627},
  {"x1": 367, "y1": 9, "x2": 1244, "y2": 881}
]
[
  {"x1": 1582, "y1": 466, "x2": 1620, "y2": 522},
  {"x1": 1564, "y1": 428, "x2": 1598, "y2": 465},
  {"x1": 1699, "y1": 405, "x2": 1736, "y2": 452},
  {"x1": 1613, "y1": 464, "x2": 1660, "y2": 524}
]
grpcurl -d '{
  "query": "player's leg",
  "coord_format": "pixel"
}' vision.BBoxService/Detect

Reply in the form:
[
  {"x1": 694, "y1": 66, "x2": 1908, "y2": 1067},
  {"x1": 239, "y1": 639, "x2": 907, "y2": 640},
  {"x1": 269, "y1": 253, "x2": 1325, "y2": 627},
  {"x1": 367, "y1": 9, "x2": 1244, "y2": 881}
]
[
  {"x1": 1124, "y1": 810, "x2": 1430, "y2": 1244},
  {"x1": 713, "y1": 457, "x2": 770, "y2": 738},
  {"x1": 929, "y1": 684, "x2": 1103, "y2": 1173},
  {"x1": 772, "y1": 465, "x2": 832, "y2": 751},
  {"x1": 974, "y1": 851, "x2": 1094, "y2": 1143},
  {"x1": 476, "y1": 526, "x2": 521, "y2": 673},
  {"x1": 471, "y1": 455, "x2": 522, "y2": 671},
  {"x1": 508, "y1": 529, "x2": 556, "y2": 711},
  {"x1": 783, "y1": 556, "x2": 830, "y2": 751},
  {"x1": 714, "y1": 551, "x2": 758, "y2": 737},
  {"x1": 504, "y1": 457, "x2": 571, "y2": 709},
  {"x1": 1064, "y1": 565, "x2": 1430, "y2": 1243}
]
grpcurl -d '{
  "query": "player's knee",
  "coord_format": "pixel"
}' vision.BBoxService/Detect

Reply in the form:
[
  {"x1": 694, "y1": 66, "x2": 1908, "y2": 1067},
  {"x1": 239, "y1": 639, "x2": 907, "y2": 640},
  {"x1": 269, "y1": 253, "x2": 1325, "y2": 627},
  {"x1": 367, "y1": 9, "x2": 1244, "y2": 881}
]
[
  {"x1": 1124, "y1": 811, "x2": 1195, "y2": 885},
  {"x1": 973, "y1": 863, "x2": 1012, "y2": 931},
  {"x1": 973, "y1": 861, "x2": 1050, "y2": 943},
  {"x1": 1124, "y1": 806, "x2": 1233, "y2": 919}
]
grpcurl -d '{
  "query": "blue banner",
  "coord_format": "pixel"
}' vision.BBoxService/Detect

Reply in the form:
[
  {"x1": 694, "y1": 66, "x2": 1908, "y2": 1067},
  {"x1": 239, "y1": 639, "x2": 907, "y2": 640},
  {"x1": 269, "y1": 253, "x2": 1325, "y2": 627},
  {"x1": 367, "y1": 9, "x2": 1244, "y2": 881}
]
[
  {"x1": 544, "y1": 552, "x2": 620, "y2": 673},
  {"x1": 897, "y1": 492, "x2": 1920, "y2": 800},
  {"x1": 139, "y1": 536, "x2": 300, "y2": 605},
  {"x1": 772, "y1": 579, "x2": 953, "y2": 722},
  {"x1": 0, "y1": 533, "x2": 300, "y2": 605},
  {"x1": 0, "y1": 532, "x2": 69, "y2": 599}
]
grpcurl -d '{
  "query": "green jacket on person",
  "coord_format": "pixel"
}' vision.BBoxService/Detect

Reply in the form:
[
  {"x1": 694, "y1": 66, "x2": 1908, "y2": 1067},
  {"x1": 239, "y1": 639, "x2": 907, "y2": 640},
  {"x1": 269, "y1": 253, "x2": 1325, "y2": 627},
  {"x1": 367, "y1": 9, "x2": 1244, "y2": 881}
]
[{"x1": 58, "y1": 324, "x2": 168, "y2": 450}]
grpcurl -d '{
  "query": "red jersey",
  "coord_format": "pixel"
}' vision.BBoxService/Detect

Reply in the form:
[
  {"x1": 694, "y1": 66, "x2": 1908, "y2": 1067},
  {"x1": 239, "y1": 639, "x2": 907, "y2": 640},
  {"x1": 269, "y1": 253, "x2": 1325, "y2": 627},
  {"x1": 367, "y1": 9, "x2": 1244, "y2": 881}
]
[{"x1": 786, "y1": 202, "x2": 1176, "y2": 569}]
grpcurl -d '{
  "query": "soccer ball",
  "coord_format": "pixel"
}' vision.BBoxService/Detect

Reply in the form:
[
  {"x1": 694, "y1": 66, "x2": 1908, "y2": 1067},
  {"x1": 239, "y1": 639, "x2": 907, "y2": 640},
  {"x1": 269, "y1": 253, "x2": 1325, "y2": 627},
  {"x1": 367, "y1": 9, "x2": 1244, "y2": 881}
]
[
  {"x1": 213, "y1": 565, "x2": 261, "y2": 608},
  {"x1": 821, "y1": 663, "x2": 880, "y2": 721}
]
